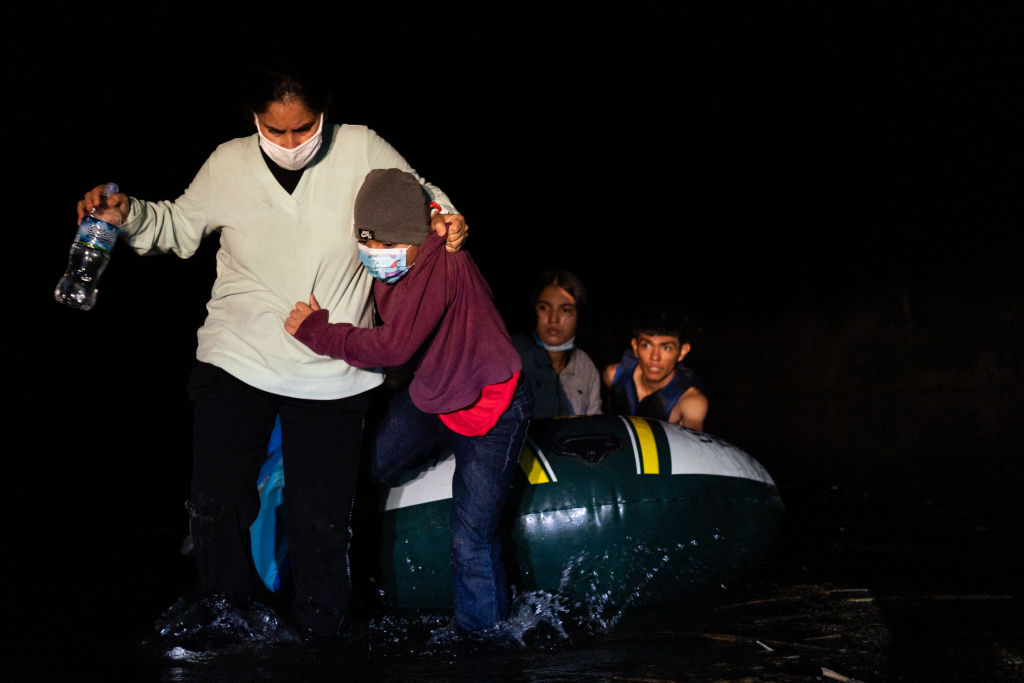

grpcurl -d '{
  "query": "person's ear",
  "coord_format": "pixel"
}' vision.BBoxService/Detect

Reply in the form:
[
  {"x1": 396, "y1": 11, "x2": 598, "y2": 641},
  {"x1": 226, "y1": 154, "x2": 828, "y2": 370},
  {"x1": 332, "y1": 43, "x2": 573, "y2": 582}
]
[{"x1": 676, "y1": 343, "x2": 691, "y2": 363}]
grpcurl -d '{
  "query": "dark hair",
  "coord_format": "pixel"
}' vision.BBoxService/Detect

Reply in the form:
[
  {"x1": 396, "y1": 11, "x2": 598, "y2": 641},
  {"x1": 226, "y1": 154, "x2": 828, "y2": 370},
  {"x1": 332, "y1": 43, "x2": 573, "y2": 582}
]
[
  {"x1": 240, "y1": 59, "x2": 333, "y2": 117},
  {"x1": 529, "y1": 270, "x2": 591, "y2": 340},
  {"x1": 631, "y1": 306, "x2": 693, "y2": 345}
]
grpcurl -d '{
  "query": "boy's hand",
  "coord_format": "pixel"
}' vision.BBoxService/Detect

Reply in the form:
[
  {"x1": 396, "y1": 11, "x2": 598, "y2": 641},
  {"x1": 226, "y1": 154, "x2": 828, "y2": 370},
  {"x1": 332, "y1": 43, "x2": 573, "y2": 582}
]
[
  {"x1": 285, "y1": 294, "x2": 321, "y2": 335},
  {"x1": 433, "y1": 213, "x2": 468, "y2": 252}
]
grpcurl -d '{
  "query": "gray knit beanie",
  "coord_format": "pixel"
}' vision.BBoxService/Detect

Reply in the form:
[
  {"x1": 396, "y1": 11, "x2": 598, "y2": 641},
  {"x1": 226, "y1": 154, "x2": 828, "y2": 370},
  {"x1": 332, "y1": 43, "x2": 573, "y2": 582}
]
[{"x1": 353, "y1": 168, "x2": 432, "y2": 245}]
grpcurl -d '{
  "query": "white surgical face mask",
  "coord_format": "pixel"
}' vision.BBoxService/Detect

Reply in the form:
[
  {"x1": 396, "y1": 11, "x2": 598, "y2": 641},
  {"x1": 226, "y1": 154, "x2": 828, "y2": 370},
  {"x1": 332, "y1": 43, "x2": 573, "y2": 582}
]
[
  {"x1": 534, "y1": 331, "x2": 575, "y2": 352},
  {"x1": 358, "y1": 243, "x2": 412, "y2": 284},
  {"x1": 255, "y1": 113, "x2": 324, "y2": 171}
]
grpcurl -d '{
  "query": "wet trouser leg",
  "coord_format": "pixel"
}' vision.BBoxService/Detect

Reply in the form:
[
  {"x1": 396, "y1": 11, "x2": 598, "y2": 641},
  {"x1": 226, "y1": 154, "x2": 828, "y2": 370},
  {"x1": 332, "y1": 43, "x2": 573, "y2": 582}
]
[
  {"x1": 278, "y1": 391, "x2": 368, "y2": 636},
  {"x1": 449, "y1": 381, "x2": 532, "y2": 632},
  {"x1": 188, "y1": 363, "x2": 277, "y2": 606},
  {"x1": 187, "y1": 362, "x2": 368, "y2": 637},
  {"x1": 372, "y1": 382, "x2": 532, "y2": 632}
]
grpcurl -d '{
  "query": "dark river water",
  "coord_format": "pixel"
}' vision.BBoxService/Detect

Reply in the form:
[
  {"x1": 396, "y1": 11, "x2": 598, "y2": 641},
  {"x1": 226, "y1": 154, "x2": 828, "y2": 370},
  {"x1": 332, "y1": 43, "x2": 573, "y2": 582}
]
[{"x1": 8, "y1": 390, "x2": 1022, "y2": 682}]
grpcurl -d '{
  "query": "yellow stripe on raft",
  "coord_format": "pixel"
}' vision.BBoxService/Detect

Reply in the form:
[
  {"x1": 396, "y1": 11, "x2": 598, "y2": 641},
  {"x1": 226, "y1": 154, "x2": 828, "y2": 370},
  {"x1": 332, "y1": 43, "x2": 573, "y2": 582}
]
[
  {"x1": 519, "y1": 444, "x2": 550, "y2": 484},
  {"x1": 627, "y1": 417, "x2": 659, "y2": 474}
]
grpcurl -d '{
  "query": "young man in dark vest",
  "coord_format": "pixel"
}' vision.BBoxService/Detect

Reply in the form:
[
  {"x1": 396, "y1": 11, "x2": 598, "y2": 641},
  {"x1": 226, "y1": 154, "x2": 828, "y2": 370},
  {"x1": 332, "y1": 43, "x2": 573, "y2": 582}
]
[{"x1": 602, "y1": 308, "x2": 709, "y2": 430}]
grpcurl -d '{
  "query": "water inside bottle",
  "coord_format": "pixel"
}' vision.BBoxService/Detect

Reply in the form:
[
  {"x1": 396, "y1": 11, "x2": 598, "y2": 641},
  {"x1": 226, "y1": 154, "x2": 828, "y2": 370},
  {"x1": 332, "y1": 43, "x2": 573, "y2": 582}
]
[{"x1": 55, "y1": 243, "x2": 109, "y2": 311}]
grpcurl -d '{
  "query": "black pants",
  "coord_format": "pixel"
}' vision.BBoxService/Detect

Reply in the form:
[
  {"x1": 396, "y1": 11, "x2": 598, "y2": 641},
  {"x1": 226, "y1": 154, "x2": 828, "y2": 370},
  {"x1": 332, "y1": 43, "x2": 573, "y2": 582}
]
[{"x1": 186, "y1": 362, "x2": 369, "y2": 636}]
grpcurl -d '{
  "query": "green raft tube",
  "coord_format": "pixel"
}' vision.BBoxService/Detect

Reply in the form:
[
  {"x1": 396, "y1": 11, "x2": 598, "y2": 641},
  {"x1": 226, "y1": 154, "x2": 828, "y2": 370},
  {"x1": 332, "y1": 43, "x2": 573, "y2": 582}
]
[{"x1": 252, "y1": 415, "x2": 783, "y2": 609}]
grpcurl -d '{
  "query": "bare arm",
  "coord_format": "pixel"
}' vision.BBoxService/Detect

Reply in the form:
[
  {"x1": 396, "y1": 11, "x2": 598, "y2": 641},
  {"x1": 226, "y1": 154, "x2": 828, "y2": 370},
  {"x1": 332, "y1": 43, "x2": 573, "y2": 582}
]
[{"x1": 668, "y1": 387, "x2": 709, "y2": 432}]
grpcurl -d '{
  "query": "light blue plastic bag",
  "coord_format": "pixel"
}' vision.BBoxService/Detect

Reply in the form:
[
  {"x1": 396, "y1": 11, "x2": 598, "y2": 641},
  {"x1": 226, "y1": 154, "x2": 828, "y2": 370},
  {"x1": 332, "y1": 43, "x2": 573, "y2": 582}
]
[{"x1": 250, "y1": 417, "x2": 289, "y2": 591}]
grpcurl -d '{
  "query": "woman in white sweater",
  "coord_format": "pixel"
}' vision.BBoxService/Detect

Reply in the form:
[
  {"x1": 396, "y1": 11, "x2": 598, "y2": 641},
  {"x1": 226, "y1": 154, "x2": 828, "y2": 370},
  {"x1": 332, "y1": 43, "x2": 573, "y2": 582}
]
[{"x1": 75, "y1": 60, "x2": 467, "y2": 639}]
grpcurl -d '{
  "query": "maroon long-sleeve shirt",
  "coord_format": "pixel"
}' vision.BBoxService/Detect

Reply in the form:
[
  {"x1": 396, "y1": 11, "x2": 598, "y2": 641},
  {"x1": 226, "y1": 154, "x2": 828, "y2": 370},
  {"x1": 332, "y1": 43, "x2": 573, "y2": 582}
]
[{"x1": 294, "y1": 232, "x2": 521, "y2": 414}]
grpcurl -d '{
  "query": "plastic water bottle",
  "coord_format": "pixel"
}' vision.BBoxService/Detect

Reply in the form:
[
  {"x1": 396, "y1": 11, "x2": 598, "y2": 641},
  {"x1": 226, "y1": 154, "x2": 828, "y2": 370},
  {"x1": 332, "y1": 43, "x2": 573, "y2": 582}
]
[{"x1": 55, "y1": 182, "x2": 122, "y2": 311}]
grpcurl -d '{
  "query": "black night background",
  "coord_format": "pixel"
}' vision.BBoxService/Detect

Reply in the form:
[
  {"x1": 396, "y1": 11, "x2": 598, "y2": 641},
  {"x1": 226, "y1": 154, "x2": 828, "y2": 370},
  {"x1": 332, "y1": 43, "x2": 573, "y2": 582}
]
[{"x1": 9, "y1": 5, "x2": 1024, "y2": 680}]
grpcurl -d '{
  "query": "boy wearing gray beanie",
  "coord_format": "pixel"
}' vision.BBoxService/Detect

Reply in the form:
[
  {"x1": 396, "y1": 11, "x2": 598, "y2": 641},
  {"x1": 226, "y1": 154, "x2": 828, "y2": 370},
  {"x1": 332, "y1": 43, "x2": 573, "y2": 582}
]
[{"x1": 286, "y1": 168, "x2": 532, "y2": 635}]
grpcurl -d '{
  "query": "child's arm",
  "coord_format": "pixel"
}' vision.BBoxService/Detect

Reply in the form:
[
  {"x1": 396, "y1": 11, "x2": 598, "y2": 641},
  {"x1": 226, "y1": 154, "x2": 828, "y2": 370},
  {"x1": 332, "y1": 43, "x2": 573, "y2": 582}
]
[
  {"x1": 285, "y1": 243, "x2": 451, "y2": 368},
  {"x1": 289, "y1": 298, "x2": 444, "y2": 368}
]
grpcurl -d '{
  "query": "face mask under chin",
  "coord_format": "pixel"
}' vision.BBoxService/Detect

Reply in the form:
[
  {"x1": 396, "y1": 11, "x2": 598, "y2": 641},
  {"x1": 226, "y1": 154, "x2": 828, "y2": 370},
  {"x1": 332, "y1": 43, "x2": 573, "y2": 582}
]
[{"x1": 534, "y1": 331, "x2": 575, "y2": 352}]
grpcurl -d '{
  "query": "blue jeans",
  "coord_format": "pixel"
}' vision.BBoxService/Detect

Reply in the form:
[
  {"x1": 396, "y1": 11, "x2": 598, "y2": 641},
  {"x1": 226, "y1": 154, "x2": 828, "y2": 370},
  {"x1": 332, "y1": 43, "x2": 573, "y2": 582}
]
[{"x1": 372, "y1": 379, "x2": 532, "y2": 632}]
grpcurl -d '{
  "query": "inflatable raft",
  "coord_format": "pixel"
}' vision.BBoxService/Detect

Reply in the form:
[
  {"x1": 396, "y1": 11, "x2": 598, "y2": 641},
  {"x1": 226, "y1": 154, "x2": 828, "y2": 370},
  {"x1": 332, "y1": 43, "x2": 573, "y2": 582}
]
[
  {"x1": 252, "y1": 415, "x2": 782, "y2": 609},
  {"x1": 375, "y1": 415, "x2": 782, "y2": 608}
]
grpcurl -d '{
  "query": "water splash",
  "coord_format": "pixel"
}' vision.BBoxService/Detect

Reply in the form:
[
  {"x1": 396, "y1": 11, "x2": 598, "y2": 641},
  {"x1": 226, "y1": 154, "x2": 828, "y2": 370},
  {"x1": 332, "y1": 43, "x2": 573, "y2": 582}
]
[
  {"x1": 549, "y1": 531, "x2": 735, "y2": 634},
  {"x1": 147, "y1": 530, "x2": 737, "y2": 665},
  {"x1": 361, "y1": 590, "x2": 571, "y2": 657},
  {"x1": 366, "y1": 613, "x2": 452, "y2": 656},
  {"x1": 503, "y1": 589, "x2": 571, "y2": 645},
  {"x1": 154, "y1": 596, "x2": 300, "y2": 655},
  {"x1": 360, "y1": 530, "x2": 738, "y2": 657},
  {"x1": 164, "y1": 646, "x2": 216, "y2": 663}
]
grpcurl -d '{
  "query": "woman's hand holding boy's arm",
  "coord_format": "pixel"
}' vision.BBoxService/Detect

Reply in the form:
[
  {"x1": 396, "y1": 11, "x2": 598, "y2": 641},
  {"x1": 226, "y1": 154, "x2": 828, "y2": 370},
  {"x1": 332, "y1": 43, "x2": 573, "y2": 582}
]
[
  {"x1": 434, "y1": 213, "x2": 468, "y2": 253},
  {"x1": 285, "y1": 294, "x2": 321, "y2": 335}
]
